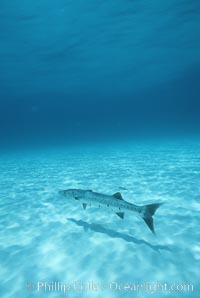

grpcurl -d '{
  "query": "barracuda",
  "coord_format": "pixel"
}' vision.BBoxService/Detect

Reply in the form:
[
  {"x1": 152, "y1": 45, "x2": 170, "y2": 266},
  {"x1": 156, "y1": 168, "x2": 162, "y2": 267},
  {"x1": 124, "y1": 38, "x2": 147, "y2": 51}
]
[{"x1": 59, "y1": 189, "x2": 163, "y2": 234}]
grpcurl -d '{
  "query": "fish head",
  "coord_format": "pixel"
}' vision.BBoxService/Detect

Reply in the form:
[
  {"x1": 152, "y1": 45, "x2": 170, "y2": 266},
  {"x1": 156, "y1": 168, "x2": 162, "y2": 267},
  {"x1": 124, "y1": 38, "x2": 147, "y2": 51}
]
[{"x1": 58, "y1": 189, "x2": 82, "y2": 201}]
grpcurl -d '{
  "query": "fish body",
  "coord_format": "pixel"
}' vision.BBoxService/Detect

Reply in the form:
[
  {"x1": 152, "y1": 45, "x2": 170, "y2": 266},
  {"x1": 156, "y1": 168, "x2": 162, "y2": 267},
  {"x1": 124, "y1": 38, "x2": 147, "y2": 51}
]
[{"x1": 59, "y1": 189, "x2": 163, "y2": 234}]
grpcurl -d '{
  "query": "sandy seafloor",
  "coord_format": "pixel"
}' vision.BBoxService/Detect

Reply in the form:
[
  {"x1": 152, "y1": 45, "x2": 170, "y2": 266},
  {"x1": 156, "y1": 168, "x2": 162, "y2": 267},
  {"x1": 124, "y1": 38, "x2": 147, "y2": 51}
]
[{"x1": 0, "y1": 139, "x2": 199, "y2": 298}]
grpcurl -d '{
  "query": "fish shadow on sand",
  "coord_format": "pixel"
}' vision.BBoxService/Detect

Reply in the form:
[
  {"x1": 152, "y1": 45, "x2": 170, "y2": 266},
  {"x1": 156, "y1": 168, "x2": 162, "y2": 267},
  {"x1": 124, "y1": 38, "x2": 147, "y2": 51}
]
[{"x1": 67, "y1": 218, "x2": 172, "y2": 253}]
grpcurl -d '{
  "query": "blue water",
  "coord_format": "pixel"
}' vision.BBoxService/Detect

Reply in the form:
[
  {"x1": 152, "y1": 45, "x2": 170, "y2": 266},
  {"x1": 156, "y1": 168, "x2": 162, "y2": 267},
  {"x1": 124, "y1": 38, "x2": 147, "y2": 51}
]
[
  {"x1": 0, "y1": 0, "x2": 200, "y2": 144},
  {"x1": 0, "y1": 1, "x2": 200, "y2": 297}
]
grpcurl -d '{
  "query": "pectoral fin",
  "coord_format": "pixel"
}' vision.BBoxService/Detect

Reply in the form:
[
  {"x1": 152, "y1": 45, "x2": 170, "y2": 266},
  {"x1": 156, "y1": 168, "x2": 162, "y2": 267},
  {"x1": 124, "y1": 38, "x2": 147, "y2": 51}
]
[
  {"x1": 82, "y1": 203, "x2": 87, "y2": 210},
  {"x1": 116, "y1": 212, "x2": 124, "y2": 219}
]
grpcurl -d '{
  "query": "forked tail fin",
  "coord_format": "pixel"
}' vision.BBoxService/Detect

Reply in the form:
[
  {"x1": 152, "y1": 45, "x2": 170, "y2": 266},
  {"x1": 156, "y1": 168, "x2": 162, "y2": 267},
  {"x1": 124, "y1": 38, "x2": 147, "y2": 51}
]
[{"x1": 139, "y1": 203, "x2": 163, "y2": 235}]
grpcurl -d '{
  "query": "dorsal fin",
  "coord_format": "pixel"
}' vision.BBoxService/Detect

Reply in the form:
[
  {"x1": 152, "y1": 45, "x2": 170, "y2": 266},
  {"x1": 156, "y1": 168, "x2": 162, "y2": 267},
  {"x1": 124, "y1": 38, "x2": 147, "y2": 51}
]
[{"x1": 113, "y1": 192, "x2": 123, "y2": 200}]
